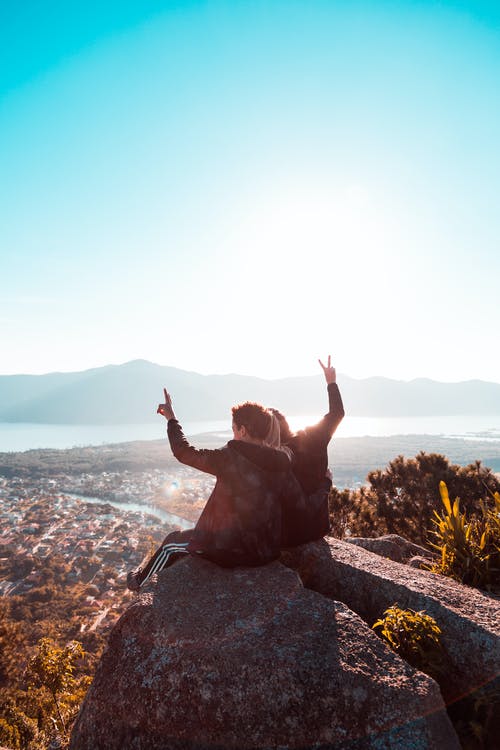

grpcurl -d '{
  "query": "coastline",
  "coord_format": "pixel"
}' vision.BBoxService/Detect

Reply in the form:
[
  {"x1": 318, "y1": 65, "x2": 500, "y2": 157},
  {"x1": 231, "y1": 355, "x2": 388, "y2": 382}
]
[
  {"x1": 1, "y1": 432, "x2": 499, "y2": 489},
  {"x1": 1, "y1": 413, "x2": 500, "y2": 453}
]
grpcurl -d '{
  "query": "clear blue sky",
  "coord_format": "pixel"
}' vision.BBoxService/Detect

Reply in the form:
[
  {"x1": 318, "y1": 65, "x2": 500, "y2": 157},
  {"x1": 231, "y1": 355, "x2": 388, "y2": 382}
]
[{"x1": 1, "y1": 1, "x2": 499, "y2": 382}]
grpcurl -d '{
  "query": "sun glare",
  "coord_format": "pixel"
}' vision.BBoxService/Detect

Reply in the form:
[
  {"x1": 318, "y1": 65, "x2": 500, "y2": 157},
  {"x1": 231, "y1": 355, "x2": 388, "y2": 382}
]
[{"x1": 231, "y1": 183, "x2": 394, "y2": 281}]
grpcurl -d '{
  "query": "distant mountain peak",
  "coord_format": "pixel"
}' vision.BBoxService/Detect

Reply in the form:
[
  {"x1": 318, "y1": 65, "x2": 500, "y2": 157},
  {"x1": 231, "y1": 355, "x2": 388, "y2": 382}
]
[{"x1": 0, "y1": 362, "x2": 499, "y2": 424}]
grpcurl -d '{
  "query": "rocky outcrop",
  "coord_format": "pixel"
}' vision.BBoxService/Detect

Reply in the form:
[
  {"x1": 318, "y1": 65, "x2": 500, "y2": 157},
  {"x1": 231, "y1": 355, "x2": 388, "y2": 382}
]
[
  {"x1": 281, "y1": 537, "x2": 500, "y2": 709},
  {"x1": 70, "y1": 557, "x2": 459, "y2": 750},
  {"x1": 408, "y1": 555, "x2": 434, "y2": 570},
  {"x1": 345, "y1": 534, "x2": 434, "y2": 564}
]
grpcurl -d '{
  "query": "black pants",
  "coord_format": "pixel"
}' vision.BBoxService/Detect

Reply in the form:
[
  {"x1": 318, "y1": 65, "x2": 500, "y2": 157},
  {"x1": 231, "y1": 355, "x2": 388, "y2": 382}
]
[{"x1": 137, "y1": 527, "x2": 194, "y2": 586}]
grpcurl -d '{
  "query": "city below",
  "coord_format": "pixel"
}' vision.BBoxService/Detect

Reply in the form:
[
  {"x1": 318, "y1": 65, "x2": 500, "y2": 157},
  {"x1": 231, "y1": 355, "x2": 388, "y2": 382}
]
[{"x1": 0, "y1": 466, "x2": 215, "y2": 638}]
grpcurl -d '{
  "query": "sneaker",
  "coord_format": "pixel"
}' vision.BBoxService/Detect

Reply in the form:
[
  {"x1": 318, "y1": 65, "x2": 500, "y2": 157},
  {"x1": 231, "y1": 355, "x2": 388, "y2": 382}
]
[{"x1": 126, "y1": 568, "x2": 143, "y2": 592}]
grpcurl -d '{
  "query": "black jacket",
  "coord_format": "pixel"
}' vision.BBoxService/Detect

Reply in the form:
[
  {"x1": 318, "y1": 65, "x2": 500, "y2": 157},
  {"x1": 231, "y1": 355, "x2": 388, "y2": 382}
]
[
  {"x1": 282, "y1": 382, "x2": 345, "y2": 546},
  {"x1": 167, "y1": 419, "x2": 307, "y2": 567},
  {"x1": 287, "y1": 382, "x2": 345, "y2": 495}
]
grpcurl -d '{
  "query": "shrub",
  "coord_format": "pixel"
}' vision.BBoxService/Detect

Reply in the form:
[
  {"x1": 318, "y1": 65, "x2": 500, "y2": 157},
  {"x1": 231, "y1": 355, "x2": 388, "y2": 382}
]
[
  {"x1": 429, "y1": 481, "x2": 500, "y2": 590},
  {"x1": 328, "y1": 454, "x2": 500, "y2": 545},
  {"x1": 328, "y1": 487, "x2": 357, "y2": 538},
  {"x1": 0, "y1": 716, "x2": 21, "y2": 749},
  {"x1": 26, "y1": 638, "x2": 85, "y2": 734},
  {"x1": 0, "y1": 698, "x2": 39, "y2": 750},
  {"x1": 372, "y1": 604, "x2": 444, "y2": 678},
  {"x1": 365, "y1": 454, "x2": 500, "y2": 545}
]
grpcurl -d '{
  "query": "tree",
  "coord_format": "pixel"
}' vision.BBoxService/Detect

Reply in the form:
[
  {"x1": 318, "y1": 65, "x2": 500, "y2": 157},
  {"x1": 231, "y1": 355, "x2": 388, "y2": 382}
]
[
  {"x1": 365, "y1": 453, "x2": 500, "y2": 545},
  {"x1": 328, "y1": 486, "x2": 378, "y2": 539},
  {"x1": 328, "y1": 453, "x2": 500, "y2": 546},
  {"x1": 26, "y1": 638, "x2": 84, "y2": 733},
  {"x1": 0, "y1": 600, "x2": 27, "y2": 687}
]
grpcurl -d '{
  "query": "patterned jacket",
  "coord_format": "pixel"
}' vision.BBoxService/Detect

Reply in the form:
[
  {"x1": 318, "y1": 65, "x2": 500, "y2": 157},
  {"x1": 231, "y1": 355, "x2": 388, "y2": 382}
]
[{"x1": 167, "y1": 419, "x2": 307, "y2": 566}]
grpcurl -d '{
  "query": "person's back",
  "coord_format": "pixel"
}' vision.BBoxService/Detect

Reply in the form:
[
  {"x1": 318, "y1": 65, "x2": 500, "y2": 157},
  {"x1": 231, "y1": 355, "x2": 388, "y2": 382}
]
[
  {"x1": 272, "y1": 356, "x2": 344, "y2": 546},
  {"x1": 168, "y1": 415, "x2": 306, "y2": 566},
  {"x1": 128, "y1": 395, "x2": 307, "y2": 590},
  {"x1": 286, "y1": 379, "x2": 344, "y2": 495}
]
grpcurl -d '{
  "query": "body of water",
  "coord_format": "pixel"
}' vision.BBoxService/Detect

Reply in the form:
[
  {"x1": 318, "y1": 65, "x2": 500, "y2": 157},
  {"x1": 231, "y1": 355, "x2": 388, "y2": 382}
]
[
  {"x1": 67, "y1": 493, "x2": 192, "y2": 529},
  {"x1": 1, "y1": 415, "x2": 500, "y2": 453}
]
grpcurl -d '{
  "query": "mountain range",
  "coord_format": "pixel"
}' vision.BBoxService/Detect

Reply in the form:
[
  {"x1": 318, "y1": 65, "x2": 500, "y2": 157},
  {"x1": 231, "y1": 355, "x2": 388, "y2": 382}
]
[{"x1": 0, "y1": 359, "x2": 499, "y2": 424}]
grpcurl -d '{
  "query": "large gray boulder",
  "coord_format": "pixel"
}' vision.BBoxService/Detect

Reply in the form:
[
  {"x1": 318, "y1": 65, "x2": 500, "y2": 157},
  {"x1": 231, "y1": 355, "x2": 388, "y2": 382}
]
[
  {"x1": 281, "y1": 537, "x2": 500, "y2": 710},
  {"x1": 70, "y1": 557, "x2": 458, "y2": 750},
  {"x1": 345, "y1": 534, "x2": 434, "y2": 564}
]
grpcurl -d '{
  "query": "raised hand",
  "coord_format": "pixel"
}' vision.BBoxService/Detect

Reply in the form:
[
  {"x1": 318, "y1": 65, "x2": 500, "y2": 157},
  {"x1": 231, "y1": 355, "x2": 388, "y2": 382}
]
[
  {"x1": 157, "y1": 388, "x2": 176, "y2": 421},
  {"x1": 318, "y1": 355, "x2": 336, "y2": 385}
]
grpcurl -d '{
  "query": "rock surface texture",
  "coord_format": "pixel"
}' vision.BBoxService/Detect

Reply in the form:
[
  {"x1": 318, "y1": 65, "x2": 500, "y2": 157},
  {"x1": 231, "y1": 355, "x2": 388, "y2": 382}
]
[
  {"x1": 345, "y1": 534, "x2": 434, "y2": 564},
  {"x1": 281, "y1": 537, "x2": 500, "y2": 709},
  {"x1": 70, "y1": 557, "x2": 459, "y2": 750}
]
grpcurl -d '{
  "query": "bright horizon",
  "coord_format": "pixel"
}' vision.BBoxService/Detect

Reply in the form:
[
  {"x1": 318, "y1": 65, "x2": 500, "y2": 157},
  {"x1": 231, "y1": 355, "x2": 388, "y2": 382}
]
[{"x1": 2, "y1": 1, "x2": 500, "y2": 383}]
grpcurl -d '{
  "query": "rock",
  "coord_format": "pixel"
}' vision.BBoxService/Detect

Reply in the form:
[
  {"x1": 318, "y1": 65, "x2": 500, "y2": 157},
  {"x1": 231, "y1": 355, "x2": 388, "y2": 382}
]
[
  {"x1": 70, "y1": 557, "x2": 459, "y2": 750},
  {"x1": 345, "y1": 534, "x2": 434, "y2": 564},
  {"x1": 281, "y1": 537, "x2": 500, "y2": 710},
  {"x1": 408, "y1": 556, "x2": 433, "y2": 570}
]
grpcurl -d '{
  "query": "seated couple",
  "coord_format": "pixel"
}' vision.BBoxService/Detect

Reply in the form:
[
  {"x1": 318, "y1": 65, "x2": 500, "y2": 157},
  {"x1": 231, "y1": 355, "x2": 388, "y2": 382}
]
[{"x1": 127, "y1": 356, "x2": 344, "y2": 591}]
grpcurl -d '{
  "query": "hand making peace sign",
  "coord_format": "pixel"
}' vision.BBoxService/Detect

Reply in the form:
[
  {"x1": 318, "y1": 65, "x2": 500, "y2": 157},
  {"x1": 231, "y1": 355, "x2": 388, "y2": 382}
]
[{"x1": 318, "y1": 355, "x2": 336, "y2": 385}]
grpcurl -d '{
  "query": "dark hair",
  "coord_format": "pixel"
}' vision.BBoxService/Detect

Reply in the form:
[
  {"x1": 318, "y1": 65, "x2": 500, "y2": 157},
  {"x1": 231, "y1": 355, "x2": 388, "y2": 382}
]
[
  {"x1": 269, "y1": 408, "x2": 293, "y2": 444},
  {"x1": 232, "y1": 402, "x2": 271, "y2": 440}
]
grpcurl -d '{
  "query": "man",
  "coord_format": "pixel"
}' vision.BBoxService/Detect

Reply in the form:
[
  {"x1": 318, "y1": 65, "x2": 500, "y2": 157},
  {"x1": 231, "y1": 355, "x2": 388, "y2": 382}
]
[
  {"x1": 127, "y1": 391, "x2": 305, "y2": 590},
  {"x1": 271, "y1": 355, "x2": 344, "y2": 546}
]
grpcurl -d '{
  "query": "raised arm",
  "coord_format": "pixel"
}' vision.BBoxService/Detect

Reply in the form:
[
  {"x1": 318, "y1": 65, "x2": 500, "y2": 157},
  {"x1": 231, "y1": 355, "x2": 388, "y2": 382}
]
[
  {"x1": 300, "y1": 356, "x2": 345, "y2": 445},
  {"x1": 323, "y1": 381, "x2": 345, "y2": 438},
  {"x1": 157, "y1": 389, "x2": 226, "y2": 476},
  {"x1": 319, "y1": 356, "x2": 345, "y2": 437}
]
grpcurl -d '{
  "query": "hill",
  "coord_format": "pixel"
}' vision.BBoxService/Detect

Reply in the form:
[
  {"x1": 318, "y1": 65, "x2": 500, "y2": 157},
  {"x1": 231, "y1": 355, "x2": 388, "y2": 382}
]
[{"x1": 0, "y1": 360, "x2": 499, "y2": 424}]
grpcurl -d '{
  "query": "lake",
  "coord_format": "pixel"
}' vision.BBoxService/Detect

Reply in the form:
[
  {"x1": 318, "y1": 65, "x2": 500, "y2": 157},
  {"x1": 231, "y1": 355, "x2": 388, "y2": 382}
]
[{"x1": 1, "y1": 414, "x2": 500, "y2": 452}]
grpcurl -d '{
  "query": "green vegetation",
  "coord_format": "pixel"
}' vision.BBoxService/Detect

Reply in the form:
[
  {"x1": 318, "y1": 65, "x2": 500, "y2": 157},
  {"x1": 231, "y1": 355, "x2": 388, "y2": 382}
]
[
  {"x1": 372, "y1": 601, "x2": 500, "y2": 749},
  {"x1": 0, "y1": 560, "x2": 104, "y2": 750},
  {"x1": 2, "y1": 449, "x2": 499, "y2": 747},
  {"x1": 372, "y1": 605, "x2": 444, "y2": 679},
  {"x1": 0, "y1": 636, "x2": 89, "y2": 750},
  {"x1": 0, "y1": 440, "x2": 172, "y2": 479},
  {"x1": 329, "y1": 452, "x2": 500, "y2": 547},
  {"x1": 27, "y1": 638, "x2": 87, "y2": 734},
  {"x1": 0, "y1": 505, "x2": 163, "y2": 750},
  {"x1": 428, "y1": 481, "x2": 500, "y2": 590},
  {"x1": 447, "y1": 684, "x2": 500, "y2": 750}
]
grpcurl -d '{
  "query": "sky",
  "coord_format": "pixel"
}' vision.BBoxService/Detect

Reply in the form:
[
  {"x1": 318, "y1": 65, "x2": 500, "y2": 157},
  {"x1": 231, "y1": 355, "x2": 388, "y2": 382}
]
[{"x1": 1, "y1": 0, "x2": 499, "y2": 383}]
